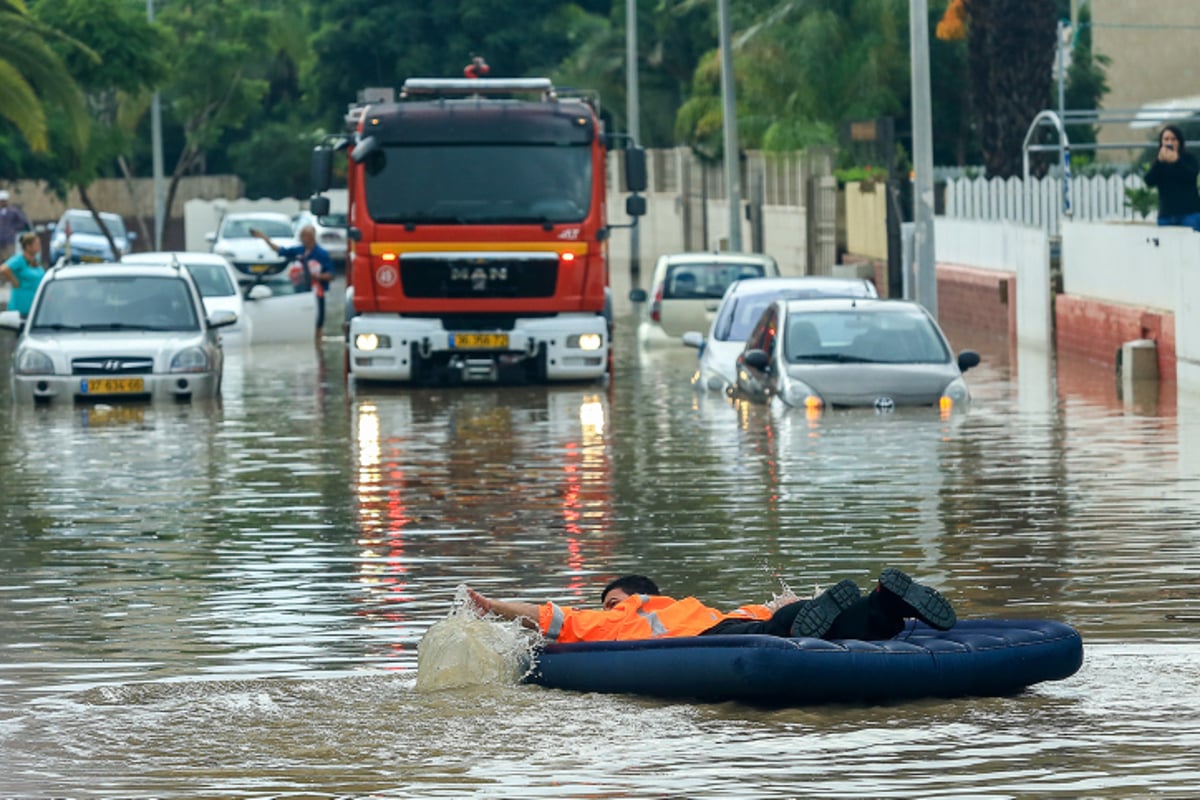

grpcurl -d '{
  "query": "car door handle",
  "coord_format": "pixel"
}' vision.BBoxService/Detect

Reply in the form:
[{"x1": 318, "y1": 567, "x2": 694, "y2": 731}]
[{"x1": 705, "y1": 302, "x2": 719, "y2": 311}]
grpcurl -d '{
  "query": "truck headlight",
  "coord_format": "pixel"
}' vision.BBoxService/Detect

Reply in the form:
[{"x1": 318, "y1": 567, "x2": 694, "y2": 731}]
[
  {"x1": 355, "y1": 333, "x2": 391, "y2": 351},
  {"x1": 567, "y1": 333, "x2": 603, "y2": 351}
]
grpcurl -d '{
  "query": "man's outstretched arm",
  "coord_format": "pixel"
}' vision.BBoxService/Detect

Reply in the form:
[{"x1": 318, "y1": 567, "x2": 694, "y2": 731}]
[{"x1": 466, "y1": 587, "x2": 541, "y2": 630}]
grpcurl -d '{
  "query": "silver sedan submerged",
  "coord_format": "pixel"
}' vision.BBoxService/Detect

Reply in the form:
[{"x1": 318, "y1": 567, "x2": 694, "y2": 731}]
[
  {"x1": 734, "y1": 298, "x2": 980, "y2": 413},
  {"x1": 2, "y1": 263, "x2": 236, "y2": 404}
]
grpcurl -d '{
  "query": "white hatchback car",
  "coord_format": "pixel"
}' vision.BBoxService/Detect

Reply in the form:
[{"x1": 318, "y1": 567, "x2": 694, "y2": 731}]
[
  {"x1": 683, "y1": 276, "x2": 879, "y2": 392},
  {"x1": 630, "y1": 252, "x2": 781, "y2": 347},
  {"x1": 122, "y1": 252, "x2": 316, "y2": 346},
  {"x1": 206, "y1": 212, "x2": 301, "y2": 291},
  {"x1": 0, "y1": 262, "x2": 236, "y2": 403}
]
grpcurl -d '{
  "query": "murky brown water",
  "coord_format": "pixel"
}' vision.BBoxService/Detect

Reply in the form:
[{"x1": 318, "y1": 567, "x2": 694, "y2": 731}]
[{"x1": 2, "y1": 291, "x2": 1200, "y2": 798}]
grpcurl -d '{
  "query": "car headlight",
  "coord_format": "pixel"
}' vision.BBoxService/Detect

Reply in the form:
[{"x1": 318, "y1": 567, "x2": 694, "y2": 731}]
[
  {"x1": 783, "y1": 378, "x2": 823, "y2": 409},
  {"x1": 15, "y1": 348, "x2": 55, "y2": 375},
  {"x1": 170, "y1": 346, "x2": 210, "y2": 373},
  {"x1": 940, "y1": 377, "x2": 970, "y2": 412},
  {"x1": 215, "y1": 248, "x2": 236, "y2": 260}
]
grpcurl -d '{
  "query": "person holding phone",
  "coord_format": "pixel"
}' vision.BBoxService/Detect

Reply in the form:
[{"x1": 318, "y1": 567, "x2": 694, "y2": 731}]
[{"x1": 1144, "y1": 124, "x2": 1200, "y2": 230}]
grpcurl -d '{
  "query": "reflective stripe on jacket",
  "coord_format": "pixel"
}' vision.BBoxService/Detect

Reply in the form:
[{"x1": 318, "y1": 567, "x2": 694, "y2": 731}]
[{"x1": 537, "y1": 594, "x2": 770, "y2": 643}]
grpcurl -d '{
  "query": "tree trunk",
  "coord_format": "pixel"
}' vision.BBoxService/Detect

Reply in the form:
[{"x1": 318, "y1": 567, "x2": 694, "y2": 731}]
[
  {"x1": 963, "y1": 0, "x2": 1058, "y2": 178},
  {"x1": 77, "y1": 186, "x2": 121, "y2": 262}
]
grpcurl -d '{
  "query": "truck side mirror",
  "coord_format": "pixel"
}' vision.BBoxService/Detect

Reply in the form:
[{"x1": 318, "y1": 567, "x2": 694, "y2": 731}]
[
  {"x1": 311, "y1": 145, "x2": 333, "y2": 193},
  {"x1": 624, "y1": 146, "x2": 647, "y2": 193},
  {"x1": 310, "y1": 195, "x2": 331, "y2": 217},
  {"x1": 625, "y1": 195, "x2": 646, "y2": 217}
]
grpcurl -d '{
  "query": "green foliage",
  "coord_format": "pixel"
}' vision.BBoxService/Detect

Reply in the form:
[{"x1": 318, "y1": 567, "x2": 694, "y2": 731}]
[
  {"x1": 1124, "y1": 186, "x2": 1157, "y2": 220},
  {"x1": 1063, "y1": 4, "x2": 1110, "y2": 148},
  {"x1": 0, "y1": 0, "x2": 88, "y2": 153},
  {"x1": 833, "y1": 165, "x2": 889, "y2": 185}
]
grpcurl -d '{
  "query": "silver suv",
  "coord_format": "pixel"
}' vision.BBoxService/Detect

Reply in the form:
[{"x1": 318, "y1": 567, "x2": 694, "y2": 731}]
[{"x1": 0, "y1": 262, "x2": 236, "y2": 403}]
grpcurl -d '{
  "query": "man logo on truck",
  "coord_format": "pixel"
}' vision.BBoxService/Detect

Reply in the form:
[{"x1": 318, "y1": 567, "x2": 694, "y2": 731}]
[{"x1": 451, "y1": 265, "x2": 508, "y2": 292}]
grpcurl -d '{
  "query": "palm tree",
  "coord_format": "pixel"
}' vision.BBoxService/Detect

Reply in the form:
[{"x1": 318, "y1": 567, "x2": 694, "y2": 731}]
[{"x1": 0, "y1": 0, "x2": 87, "y2": 153}]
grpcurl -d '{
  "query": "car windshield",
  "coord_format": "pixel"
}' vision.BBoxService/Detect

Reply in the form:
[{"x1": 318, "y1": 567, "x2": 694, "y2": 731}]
[
  {"x1": 784, "y1": 309, "x2": 950, "y2": 364},
  {"x1": 715, "y1": 284, "x2": 877, "y2": 342},
  {"x1": 363, "y1": 144, "x2": 592, "y2": 224},
  {"x1": 29, "y1": 275, "x2": 200, "y2": 332},
  {"x1": 664, "y1": 262, "x2": 769, "y2": 301},
  {"x1": 222, "y1": 218, "x2": 292, "y2": 239},
  {"x1": 183, "y1": 263, "x2": 236, "y2": 297},
  {"x1": 61, "y1": 212, "x2": 125, "y2": 238}
]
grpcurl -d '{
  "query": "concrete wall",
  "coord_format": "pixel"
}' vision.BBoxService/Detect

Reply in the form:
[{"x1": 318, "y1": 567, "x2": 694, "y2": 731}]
[{"x1": 0, "y1": 176, "x2": 244, "y2": 223}]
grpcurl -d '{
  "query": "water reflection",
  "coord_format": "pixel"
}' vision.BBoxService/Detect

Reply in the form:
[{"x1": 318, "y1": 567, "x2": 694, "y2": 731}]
[{"x1": 2, "y1": 317, "x2": 1200, "y2": 796}]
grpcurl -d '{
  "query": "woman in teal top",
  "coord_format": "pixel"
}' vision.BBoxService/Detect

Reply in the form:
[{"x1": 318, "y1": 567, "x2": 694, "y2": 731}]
[{"x1": 1, "y1": 232, "x2": 45, "y2": 315}]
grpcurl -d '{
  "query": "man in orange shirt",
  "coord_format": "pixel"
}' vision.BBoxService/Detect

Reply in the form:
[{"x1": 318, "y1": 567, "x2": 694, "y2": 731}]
[{"x1": 466, "y1": 568, "x2": 955, "y2": 644}]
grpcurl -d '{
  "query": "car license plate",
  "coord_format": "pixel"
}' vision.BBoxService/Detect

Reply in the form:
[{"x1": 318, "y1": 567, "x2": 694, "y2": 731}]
[
  {"x1": 450, "y1": 333, "x2": 508, "y2": 349},
  {"x1": 81, "y1": 377, "x2": 145, "y2": 394},
  {"x1": 249, "y1": 263, "x2": 271, "y2": 273},
  {"x1": 81, "y1": 255, "x2": 104, "y2": 263}
]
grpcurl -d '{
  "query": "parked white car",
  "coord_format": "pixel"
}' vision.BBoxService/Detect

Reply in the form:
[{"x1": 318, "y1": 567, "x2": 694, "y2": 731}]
[
  {"x1": 206, "y1": 212, "x2": 301, "y2": 291},
  {"x1": 0, "y1": 262, "x2": 236, "y2": 403},
  {"x1": 629, "y1": 252, "x2": 781, "y2": 347},
  {"x1": 48, "y1": 209, "x2": 136, "y2": 264},
  {"x1": 683, "y1": 276, "x2": 879, "y2": 392},
  {"x1": 121, "y1": 252, "x2": 315, "y2": 346}
]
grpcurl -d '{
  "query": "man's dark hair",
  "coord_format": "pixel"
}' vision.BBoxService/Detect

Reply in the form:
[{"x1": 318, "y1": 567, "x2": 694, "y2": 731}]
[{"x1": 601, "y1": 574, "x2": 660, "y2": 603}]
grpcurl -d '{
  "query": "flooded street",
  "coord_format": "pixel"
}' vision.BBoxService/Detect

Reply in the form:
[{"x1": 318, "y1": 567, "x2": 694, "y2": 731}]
[{"x1": 2, "y1": 300, "x2": 1200, "y2": 798}]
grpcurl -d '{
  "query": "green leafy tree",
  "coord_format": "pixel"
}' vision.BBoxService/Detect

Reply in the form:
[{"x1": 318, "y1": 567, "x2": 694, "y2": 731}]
[
  {"x1": 1063, "y1": 3, "x2": 1109, "y2": 155},
  {"x1": 157, "y1": 0, "x2": 272, "y2": 217},
  {"x1": 31, "y1": 0, "x2": 165, "y2": 252},
  {"x1": 0, "y1": 0, "x2": 88, "y2": 160}
]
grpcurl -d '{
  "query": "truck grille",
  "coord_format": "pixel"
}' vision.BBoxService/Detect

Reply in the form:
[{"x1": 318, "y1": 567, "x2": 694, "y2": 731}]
[
  {"x1": 72, "y1": 357, "x2": 154, "y2": 375},
  {"x1": 401, "y1": 254, "x2": 558, "y2": 299}
]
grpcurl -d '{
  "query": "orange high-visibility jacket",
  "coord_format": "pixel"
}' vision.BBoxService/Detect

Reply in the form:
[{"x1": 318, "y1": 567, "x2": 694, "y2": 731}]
[{"x1": 537, "y1": 594, "x2": 772, "y2": 643}]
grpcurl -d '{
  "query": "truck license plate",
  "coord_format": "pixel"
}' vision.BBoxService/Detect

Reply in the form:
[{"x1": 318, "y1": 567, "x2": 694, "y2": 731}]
[
  {"x1": 81, "y1": 377, "x2": 145, "y2": 394},
  {"x1": 450, "y1": 333, "x2": 508, "y2": 350}
]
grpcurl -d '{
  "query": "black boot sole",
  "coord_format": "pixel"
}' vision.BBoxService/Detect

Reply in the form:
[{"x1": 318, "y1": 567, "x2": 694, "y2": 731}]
[
  {"x1": 878, "y1": 568, "x2": 956, "y2": 630},
  {"x1": 790, "y1": 579, "x2": 861, "y2": 638}
]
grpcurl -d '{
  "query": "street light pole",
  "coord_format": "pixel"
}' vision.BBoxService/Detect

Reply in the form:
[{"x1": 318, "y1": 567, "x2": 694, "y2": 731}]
[
  {"x1": 718, "y1": 0, "x2": 742, "y2": 251},
  {"x1": 626, "y1": 0, "x2": 641, "y2": 289},
  {"x1": 148, "y1": 0, "x2": 165, "y2": 250},
  {"x1": 909, "y1": 0, "x2": 936, "y2": 317}
]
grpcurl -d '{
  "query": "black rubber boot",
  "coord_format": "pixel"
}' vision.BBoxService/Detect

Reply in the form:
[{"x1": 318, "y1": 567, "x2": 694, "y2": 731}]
[
  {"x1": 876, "y1": 568, "x2": 956, "y2": 630},
  {"x1": 790, "y1": 579, "x2": 862, "y2": 638}
]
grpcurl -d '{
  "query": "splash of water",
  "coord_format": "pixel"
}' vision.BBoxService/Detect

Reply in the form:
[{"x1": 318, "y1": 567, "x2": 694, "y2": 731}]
[{"x1": 415, "y1": 585, "x2": 540, "y2": 692}]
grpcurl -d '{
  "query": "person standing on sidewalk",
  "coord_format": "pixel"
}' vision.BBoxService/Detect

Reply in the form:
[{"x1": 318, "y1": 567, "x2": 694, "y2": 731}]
[
  {"x1": 1144, "y1": 125, "x2": 1200, "y2": 231},
  {"x1": 0, "y1": 190, "x2": 33, "y2": 264}
]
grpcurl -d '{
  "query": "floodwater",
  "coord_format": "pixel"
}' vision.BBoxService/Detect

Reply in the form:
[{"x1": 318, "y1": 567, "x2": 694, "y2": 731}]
[{"x1": 2, "y1": 292, "x2": 1200, "y2": 798}]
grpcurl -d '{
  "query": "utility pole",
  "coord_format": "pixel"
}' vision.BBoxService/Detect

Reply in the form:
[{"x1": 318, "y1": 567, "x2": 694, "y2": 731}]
[
  {"x1": 718, "y1": 0, "x2": 742, "y2": 251},
  {"x1": 626, "y1": 0, "x2": 641, "y2": 288},
  {"x1": 148, "y1": 0, "x2": 165, "y2": 250},
  {"x1": 909, "y1": 0, "x2": 936, "y2": 317}
]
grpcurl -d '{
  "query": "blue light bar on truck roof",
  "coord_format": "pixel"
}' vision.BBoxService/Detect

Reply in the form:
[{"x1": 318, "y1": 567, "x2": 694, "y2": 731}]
[{"x1": 400, "y1": 78, "x2": 556, "y2": 97}]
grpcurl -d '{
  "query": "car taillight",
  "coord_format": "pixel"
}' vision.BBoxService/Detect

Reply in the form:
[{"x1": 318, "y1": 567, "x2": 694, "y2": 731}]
[{"x1": 650, "y1": 285, "x2": 663, "y2": 323}]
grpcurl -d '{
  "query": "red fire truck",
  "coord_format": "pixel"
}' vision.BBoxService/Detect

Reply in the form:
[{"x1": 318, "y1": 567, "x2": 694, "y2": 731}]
[{"x1": 310, "y1": 76, "x2": 646, "y2": 385}]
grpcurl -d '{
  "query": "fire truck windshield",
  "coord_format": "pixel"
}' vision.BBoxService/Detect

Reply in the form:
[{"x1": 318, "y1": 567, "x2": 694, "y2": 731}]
[{"x1": 362, "y1": 143, "x2": 593, "y2": 225}]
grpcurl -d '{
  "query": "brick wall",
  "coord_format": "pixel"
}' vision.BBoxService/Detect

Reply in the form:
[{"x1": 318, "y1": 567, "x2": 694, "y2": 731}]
[
  {"x1": 1055, "y1": 295, "x2": 1176, "y2": 381},
  {"x1": 935, "y1": 263, "x2": 1015, "y2": 342}
]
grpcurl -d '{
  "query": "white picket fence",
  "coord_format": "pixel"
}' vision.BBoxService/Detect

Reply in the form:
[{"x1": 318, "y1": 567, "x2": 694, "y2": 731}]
[{"x1": 943, "y1": 174, "x2": 1149, "y2": 235}]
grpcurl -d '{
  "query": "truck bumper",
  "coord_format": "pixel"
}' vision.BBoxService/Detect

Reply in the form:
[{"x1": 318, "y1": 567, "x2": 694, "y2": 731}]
[{"x1": 348, "y1": 313, "x2": 609, "y2": 384}]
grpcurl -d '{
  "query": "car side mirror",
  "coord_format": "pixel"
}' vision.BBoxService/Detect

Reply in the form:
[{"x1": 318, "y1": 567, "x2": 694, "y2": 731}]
[
  {"x1": 205, "y1": 232, "x2": 217, "y2": 244},
  {"x1": 246, "y1": 284, "x2": 273, "y2": 300},
  {"x1": 208, "y1": 310, "x2": 238, "y2": 329},
  {"x1": 127, "y1": 231, "x2": 137, "y2": 242},
  {"x1": 629, "y1": 288, "x2": 647, "y2": 303},
  {"x1": 957, "y1": 349, "x2": 981, "y2": 372},
  {"x1": 625, "y1": 194, "x2": 647, "y2": 218},
  {"x1": 0, "y1": 310, "x2": 23, "y2": 331},
  {"x1": 309, "y1": 194, "x2": 331, "y2": 217},
  {"x1": 743, "y1": 349, "x2": 770, "y2": 370},
  {"x1": 681, "y1": 331, "x2": 704, "y2": 349}
]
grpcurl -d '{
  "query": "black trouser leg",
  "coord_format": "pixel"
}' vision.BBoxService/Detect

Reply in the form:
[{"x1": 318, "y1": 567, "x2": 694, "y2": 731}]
[
  {"x1": 700, "y1": 600, "x2": 808, "y2": 637},
  {"x1": 701, "y1": 591, "x2": 905, "y2": 640}
]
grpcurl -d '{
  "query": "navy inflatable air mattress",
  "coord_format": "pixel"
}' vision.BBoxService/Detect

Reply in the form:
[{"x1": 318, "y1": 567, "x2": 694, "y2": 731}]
[{"x1": 525, "y1": 619, "x2": 1083, "y2": 705}]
